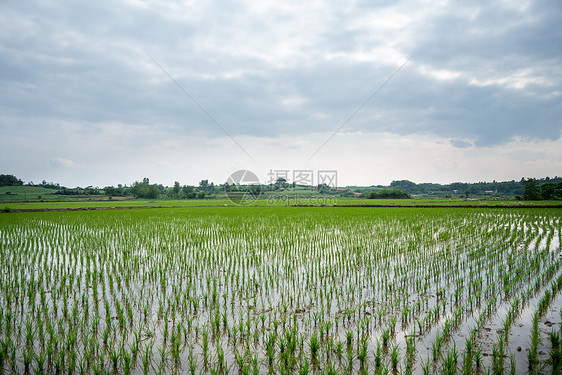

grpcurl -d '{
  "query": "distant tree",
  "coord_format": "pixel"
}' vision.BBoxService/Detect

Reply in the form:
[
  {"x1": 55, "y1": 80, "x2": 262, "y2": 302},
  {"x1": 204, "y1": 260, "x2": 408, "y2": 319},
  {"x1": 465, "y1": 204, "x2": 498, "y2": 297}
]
[
  {"x1": 131, "y1": 181, "x2": 159, "y2": 199},
  {"x1": 390, "y1": 180, "x2": 417, "y2": 193},
  {"x1": 199, "y1": 180, "x2": 209, "y2": 191},
  {"x1": 0, "y1": 174, "x2": 23, "y2": 186},
  {"x1": 450, "y1": 182, "x2": 468, "y2": 193},
  {"x1": 317, "y1": 183, "x2": 331, "y2": 194},
  {"x1": 249, "y1": 184, "x2": 262, "y2": 197},
  {"x1": 104, "y1": 186, "x2": 116, "y2": 196},
  {"x1": 275, "y1": 177, "x2": 289, "y2": 189},
  {"x1": 182, "y1": 185, "x2": 195, "y2": 198},
  {"x1": 540, "y1": 182, "x2": 557, "y2": 200},
  {"x1": 523, "y1": 178, "x2": 542, "y2": 200},
  {"x1": 365, "y1": 188, "x2": 411, "y2": 199},
  {"x1": 148, "y1": 185, "x2": 160, "y2": 199}
]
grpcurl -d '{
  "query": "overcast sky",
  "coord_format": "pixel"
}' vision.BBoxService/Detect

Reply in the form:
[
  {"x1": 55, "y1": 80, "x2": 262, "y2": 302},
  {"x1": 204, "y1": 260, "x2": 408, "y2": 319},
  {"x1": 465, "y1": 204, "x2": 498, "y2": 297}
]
[{"x1": 1, "y1": 0, "x2": 561, "y2": 187}]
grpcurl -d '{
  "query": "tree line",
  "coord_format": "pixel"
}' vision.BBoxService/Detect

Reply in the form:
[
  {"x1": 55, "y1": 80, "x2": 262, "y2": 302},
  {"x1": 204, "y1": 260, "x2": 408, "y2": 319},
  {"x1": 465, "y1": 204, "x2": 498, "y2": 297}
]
[
  {"x1": 3, "y1": 173, "x2": 562, "y2": 200},
  {"x1": 363, "y1": 188, "x2": 411, "y2": 199},
  {"x1": 107, "y1": 178, "x2": 213, "y2": 199},
  {"x1": 523, "y1": 178, "x2": 562, "y2": 200},
  {"x1": 389, "y1": 177, "x2": 562, "y2": 197}
]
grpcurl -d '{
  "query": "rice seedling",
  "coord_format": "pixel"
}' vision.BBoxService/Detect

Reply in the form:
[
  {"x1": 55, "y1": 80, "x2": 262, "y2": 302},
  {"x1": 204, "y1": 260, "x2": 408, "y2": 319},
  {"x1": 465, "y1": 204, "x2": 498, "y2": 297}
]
[
  {"x1": 441, "y1": 347, "x2": 456, "y2": 375},
  {"x1": 298, "y1": 356, "x2": 310, "y2": 375},
  {"x1": 345, "y1": 346, "x2": 355, "y2": 373},
  {"x1": 121, "y1": 346, "x2": 133, "y2": 375},
  {"x1": 474, "y1": 346, "x2": 482, "y2": 369},
  {"x1": 420, "y1": 354, "x2": 431, "y2": 375},
  {"x1": 551, "y1": 330, "x2": 561, "y2": 349},
  {"x1": 22, "y1": 347, "x2": 32, "y2": 372},
  {"x1": 390, "y1": 344, "x2": 399, "y2": 370},
  {"x1": 187, "y1": 346, "x2": 197, "y2": 375},
  {"x1": 373, "y1": 340, "x2": 382, "y2": 368},
  {"x1": 508, "y1": 353, "x2": 516, "y2": 375},
  {"x1": 309, "y1": 333, "x2": 320, "y2": 362}
]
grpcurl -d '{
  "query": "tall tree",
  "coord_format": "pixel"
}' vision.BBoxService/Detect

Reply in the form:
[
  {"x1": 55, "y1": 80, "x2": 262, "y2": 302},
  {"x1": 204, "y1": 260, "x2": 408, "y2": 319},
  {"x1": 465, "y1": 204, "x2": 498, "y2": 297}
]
[
  {"x1": 523, "y1": 178, "x2": 542, "y2": 200},
  {"x1": 540, "y1": 182, "x2": 557, "y2": 200}
]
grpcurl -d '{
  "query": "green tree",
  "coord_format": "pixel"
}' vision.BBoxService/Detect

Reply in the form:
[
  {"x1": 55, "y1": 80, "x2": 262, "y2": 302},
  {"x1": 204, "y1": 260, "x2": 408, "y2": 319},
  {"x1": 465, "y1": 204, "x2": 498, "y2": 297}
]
[
  {"x1": 249, "y1": 184, "x2": 262, "y2": 197},
  {"x1": 317, "y1": 183, "x2": 331, "y2": 194},
  {"x1": 131, "y1": 181, "x2": 159, "y2": 199},
  {"x1": 0, "y1": 174, "x2": 23, "y2": 186},
  {"x1": 390, "y1": 180, "x2": 417, "y2": 193},
  {"x1": 365, "y1": 188, "x2": 411, "y2": 199},
  {"x1": 540, "y1": 182, "x2": 557, "y2": 200},
  {"x1": 523, "y1": 178, "x2": 542, "y2": 200},
  {"x1": 182, "y1": 185, "x2": 195, "y2": 199},
  {"x1": 104, "y1": 186, "x2": 116, "y2": 196},
  {"x1": 275, "y1": 177, "x2": 289, "y2": 189}
]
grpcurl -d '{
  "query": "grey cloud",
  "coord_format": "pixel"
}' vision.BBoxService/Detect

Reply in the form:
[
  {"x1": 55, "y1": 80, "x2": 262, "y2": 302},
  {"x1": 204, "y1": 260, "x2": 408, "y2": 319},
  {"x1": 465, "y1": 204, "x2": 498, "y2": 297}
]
[{"x1": 1, "y1": 0, "x2": 561, "y2": 153}]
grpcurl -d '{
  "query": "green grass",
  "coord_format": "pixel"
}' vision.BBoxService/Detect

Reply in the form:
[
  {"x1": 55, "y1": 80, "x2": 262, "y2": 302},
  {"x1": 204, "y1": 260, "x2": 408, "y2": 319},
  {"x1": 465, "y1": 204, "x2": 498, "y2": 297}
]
[
  {"x1": 0, "y1": 185, "x2": 59, "y2": 202},
  {"x1": 2, "y1": 196, "x2": 560, "y2": 210},
  {"x1": 1, "y1": 199, "x2": 233, "y2": 210}
]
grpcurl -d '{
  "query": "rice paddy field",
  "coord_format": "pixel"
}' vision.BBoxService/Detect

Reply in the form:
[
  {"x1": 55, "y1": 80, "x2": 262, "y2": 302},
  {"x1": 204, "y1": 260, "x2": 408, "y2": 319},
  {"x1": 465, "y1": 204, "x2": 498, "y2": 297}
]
[{"x1": 0, "y1": 206, "x2": 561, "y2": 374}]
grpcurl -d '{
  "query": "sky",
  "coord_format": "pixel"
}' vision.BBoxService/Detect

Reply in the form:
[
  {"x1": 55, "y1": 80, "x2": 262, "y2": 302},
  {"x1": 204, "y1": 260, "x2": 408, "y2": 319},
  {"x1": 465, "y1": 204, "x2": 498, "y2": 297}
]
[{"x1": 1, "y1": 0, "x2": 561, "y2": 187}]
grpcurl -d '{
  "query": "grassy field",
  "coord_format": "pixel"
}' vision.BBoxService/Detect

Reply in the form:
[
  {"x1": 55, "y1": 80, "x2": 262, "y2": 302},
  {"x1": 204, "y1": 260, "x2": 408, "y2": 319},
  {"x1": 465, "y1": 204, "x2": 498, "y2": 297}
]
[
  {"x1": 2, "y1": 197, "x2": 561, "y2": 211},
  {"x1": 4, "y1": 184, "x2": 561, "y2": 210},
  {"x1": 0, "y1": 186, "x2": 61, "y2": 202},
  {"x1": 0, "y1": 206, "x2": 561, "y2": 374}
]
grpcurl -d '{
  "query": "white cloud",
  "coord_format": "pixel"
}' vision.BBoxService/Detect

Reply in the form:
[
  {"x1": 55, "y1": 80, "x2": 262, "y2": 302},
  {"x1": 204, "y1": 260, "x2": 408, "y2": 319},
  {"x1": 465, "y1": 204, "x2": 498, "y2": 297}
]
[
  {"x1": 48, "y1": 157, "x2": 77, "y2": 168},
  {"x1": 419, "y1": 66, "x2": 462, "y2": 81},
  {"x1": 468, "y1": 67, "x2": 554, "y2": 90}
]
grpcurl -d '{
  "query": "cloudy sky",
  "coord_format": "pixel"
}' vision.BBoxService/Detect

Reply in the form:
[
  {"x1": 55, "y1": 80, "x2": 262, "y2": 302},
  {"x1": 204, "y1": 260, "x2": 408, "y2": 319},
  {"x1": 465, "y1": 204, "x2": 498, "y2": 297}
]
[{"x1": 1, "y1": 0, "x2": 561, "y2": 187}]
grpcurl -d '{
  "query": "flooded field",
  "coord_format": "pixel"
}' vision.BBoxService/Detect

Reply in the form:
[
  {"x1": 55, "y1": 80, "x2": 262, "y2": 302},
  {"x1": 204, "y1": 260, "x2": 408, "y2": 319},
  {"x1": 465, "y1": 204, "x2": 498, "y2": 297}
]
[{"x1": 0, "y1": 207, "x2": 560, "y2": 374}]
